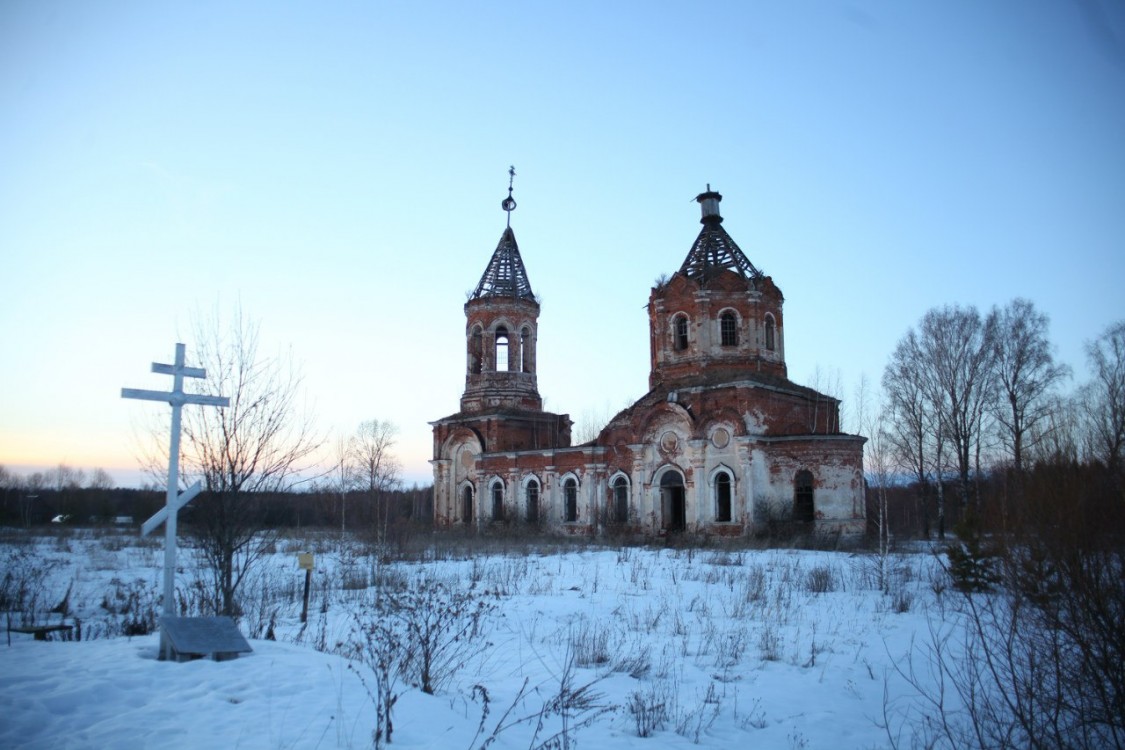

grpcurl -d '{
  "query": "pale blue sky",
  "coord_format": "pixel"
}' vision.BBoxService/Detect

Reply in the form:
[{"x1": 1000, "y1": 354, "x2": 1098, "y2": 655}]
[{"x1": 2, "y1": 1, "x2": 1123, "y2": 487}]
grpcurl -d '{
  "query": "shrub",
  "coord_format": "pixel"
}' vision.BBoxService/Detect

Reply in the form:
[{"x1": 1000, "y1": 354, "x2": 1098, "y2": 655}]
[
  {"x1": 627, "y1": 685, "x2": 669, "y2": 738},
  {"x1": 804, "y1": 564, "x2": 836, "y2": 594}
]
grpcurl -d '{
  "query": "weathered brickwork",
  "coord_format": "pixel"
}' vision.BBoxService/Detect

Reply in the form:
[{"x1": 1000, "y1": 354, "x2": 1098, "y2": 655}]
[{"x1": 432, "y1": 187, "x2": 866, "y2": 539}]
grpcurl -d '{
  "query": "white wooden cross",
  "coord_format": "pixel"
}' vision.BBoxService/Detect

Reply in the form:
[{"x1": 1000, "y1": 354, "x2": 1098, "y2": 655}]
[{"x1": 122, "y1": 343, "x2": 229, "y2": 622}]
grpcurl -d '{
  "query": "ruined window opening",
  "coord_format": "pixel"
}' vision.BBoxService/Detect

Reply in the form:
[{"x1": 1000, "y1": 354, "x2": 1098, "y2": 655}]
[
  {"x1": 491, "y1": 480, "x2": 504, "y2": 522},
  {"x1": 564, "y1": 477, "x2": 578, "y2": 523},
  {"x1": 520, "y1": 327, "x2": 531, "y2": 373},
  {"x1": 794, "y1": 470, "x2": 814, "y2": 523},
  {"x1": 495, "y1": 326, "x2": 510, "y2": 371},
  {"x1": 720, "y1": 312, "x2": 738, "y2": 347},
  {"x1": 674, "y1": 315, "x2": 689, "y2": 351},
  {"x1": 715, "y1": 471, "x2": 732, "y2": 522},
  {"x1": 461, "y1": 485, "x2": 474, "y2": 524},
  {"x1": 526, "y1": 479, "x2": 540, "y2": 524},
  {"x1": 764, "y1": 314, "x2": 776, "y2": 352},
  {"x1": 612, "y1": 475, "x2": 629, "y2": 524},
  {"x1": 470, "y1": 327, "x2": 483, "y2": 374}
]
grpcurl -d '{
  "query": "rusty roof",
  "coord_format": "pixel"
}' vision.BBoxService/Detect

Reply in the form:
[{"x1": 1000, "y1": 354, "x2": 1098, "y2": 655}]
[{"x1": 469, "y1": 226, "x2": 536, "y2": 302}]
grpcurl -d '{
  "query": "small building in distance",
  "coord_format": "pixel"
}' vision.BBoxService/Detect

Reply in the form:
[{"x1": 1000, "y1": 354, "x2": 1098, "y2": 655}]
[{"x1": 431, "y1": 182, "x2": 865, "y2": 539}]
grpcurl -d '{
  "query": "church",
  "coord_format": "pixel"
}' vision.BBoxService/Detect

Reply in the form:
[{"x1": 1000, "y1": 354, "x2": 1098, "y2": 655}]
[{"x1": 431, "y1": 178, "x2": 865, "y2": 539}]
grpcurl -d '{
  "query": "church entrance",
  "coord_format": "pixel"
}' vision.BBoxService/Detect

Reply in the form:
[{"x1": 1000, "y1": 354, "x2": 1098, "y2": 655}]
[{"x1": 660, "y1": 471, "x2": 686, "y2": 532}]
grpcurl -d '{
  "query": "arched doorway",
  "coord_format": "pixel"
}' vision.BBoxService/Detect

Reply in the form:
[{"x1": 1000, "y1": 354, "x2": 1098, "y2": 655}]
[
  {"x1": 612, "y1": 475, "x2": 629, "y2": 524},
  {"x1": 660, "y1": 470, "x2": 686, "y2": 532}
]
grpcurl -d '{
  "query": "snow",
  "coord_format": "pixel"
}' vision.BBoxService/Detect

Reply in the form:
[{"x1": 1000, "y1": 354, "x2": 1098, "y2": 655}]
[
  {"x1": 0, "y1": 533, "x2": 952, "y2": 749},
  {"x1": 1, "y1": 637, "x2": 372, "y2": 749}
]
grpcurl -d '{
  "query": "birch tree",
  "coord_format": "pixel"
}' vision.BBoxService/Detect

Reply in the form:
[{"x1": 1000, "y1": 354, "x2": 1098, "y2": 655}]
[
  {"x1": 1080, "y1": 320, "x2": 1125, "y2": 473},
  {"x1": 989, "y1": 298, "x2": 1069, "y2": 473},
  {"x1": 883, "y1": 330, "x2": 937, "y2": 536},
  {"x1": 917, "y1": 305, "x2": 996, "y2": 513},
  {"x1": 350, "y1": 419, "x2": 401, "y2": 540}
]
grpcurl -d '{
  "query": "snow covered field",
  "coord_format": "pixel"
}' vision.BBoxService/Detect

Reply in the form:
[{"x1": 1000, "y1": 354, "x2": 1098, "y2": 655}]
[{"x1": 1, "y1": 530, "x2": 956, "y2": 749}]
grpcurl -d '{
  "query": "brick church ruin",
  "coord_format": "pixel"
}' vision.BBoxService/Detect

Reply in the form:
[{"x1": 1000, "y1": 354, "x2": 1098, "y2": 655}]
[{"x1": 431, "y1": 179, "x2": 865, "y2": 538}]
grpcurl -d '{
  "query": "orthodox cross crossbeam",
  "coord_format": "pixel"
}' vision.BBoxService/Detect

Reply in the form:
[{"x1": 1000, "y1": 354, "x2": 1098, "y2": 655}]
[{"x1": 122, "y1": 343, "x2": 229, "y2": 624}]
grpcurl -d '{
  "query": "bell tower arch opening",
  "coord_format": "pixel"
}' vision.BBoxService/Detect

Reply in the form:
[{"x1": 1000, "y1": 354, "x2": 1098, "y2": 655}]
[
  {"x1": 520, "y1": 326, "x2": 533, "y2": 373},
  {"x1": 469, "y1": 325, "x2": 484, "y2": 375},
  {"x1": 495, "y1": 326, "x2": 510, "y2": 372}
]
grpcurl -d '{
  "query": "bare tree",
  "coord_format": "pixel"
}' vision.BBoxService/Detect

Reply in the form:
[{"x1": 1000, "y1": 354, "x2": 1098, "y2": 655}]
[
  {"x1": 883, "y1": 307, "x2": 996, "y2": 535},
  {"x1": 87, "y1": 468, "x2": 114, "y2": 491},
  {"x1": 989, "y1": 299, "x2": 1070, "y2": 474},
  {"x1": 175, "y1": 306, "x2": 321, "y2": 616},
  {"x1": 350, "y1": 419, "x2": 401, "y2": 538},
  {"x1": 1079, "y1": 320, "x2": 1125, "y2": 473},
  {"x1": 352, "y1": 419, "x2": 401, "y2": 495},
  {"x1": 917, "y1": 305, "x2": 997, "y2": 513},
  {"x1": 574, "y1": 400, "x2": 621, "y2": 444},
  {"x1": 1028, "y1": 394, "x2": 1081, "y2": 465},
  {"x1": 328, "y1": 433, "x2": 359, "y2": 533},
  {"x1": 806, "y1": 365, "x2": 844, "y2": 433},
  {"x1": 855, "y1": 374, "x2": 896, "y2": 585},
  {"x1": 46, "y1": 464, "x2": 86, "y2": 491},
  {"x1": 883, "y1": 330, "x2": 937, "y2": 536}
]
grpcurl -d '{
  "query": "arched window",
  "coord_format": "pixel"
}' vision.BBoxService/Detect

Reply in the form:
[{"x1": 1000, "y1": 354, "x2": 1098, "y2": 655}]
[
  {"x1": 674, "y1": 315, "x2": 689, "y2": 352},
  {"x1": 564, "y1": 477, "x2": 578, "y2": 523},
  {"x1": 461, "y1": 485, "x2": 474, "y2": 524},
  {"x1": 794, "y1": 470, "x2": 814, "y2": 523},
  {"x1": 491, "y1": 480, "x2": 504, "y2": 522},
  {"x1": 764, "y1": 314, "x2": 776, "y2": 352},
  {"x1": 720, "y1": 312, "x2": 738, "y2": 347},
  {"x1": 715, "y1": 471, "x2": 732, "y2": 522},
  {"x1": 612, "y1": 475, "x2": 629, "y2": 524},
  {"x1": 495, "y1": 326, "x2": 510, "y2": 371},
  {"x1": 470, "y1": 327, "x2": 483, "y2": 374},
  {"x1": 520, "y1": 327, "x2": 532, "y2": 373},
  {"x1": 525, "y1": 478, "x2": 540, "y2": 524}
]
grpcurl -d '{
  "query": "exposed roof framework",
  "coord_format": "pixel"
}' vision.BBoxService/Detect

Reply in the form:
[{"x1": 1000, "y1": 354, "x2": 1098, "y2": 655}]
[
  {"x1": 679, "y1": 222, "x2": 764, "y2": 283},
  {"x1": 470, "y1": 226, "x2": 536, "y2": 301}
]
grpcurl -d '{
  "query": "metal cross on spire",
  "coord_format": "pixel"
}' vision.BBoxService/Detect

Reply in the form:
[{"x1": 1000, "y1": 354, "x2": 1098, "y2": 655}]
[
  {"x1": 122, "y1": 343, "x2": 229, "y2": 637},
  {"x1": 502, "y1": 165, "x2": 517, "y2": 227}
]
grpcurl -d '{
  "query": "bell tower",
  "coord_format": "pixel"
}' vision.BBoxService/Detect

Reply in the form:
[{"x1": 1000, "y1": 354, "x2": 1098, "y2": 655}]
[
  {"x1": 432, "y1": 167, "x2": 571, "y2": 527},
  {"x1": 460, "y1": 167, "x2": 545, "y2": 413}
]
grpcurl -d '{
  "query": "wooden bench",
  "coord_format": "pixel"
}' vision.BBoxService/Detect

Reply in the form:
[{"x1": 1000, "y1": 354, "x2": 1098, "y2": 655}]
[{"x1": 9, "y1": 624, "x2": 73, "y2": 641}]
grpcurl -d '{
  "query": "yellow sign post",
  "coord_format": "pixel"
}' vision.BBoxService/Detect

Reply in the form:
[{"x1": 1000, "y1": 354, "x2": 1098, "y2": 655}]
[{"x1": 298, "y1": 553, "x2": 314, "y2": 622}]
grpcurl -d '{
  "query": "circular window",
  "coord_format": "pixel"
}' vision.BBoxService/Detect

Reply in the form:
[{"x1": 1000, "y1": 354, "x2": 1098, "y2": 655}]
[
  {"x1": 711, "y1": 428, "x2": 730, "y2": 449},
  {"x1": 660, "y1": 431, "x2": 679, "y2": 452}
]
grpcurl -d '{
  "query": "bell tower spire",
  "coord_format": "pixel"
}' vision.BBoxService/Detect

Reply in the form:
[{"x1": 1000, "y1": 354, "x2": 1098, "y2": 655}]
[
  {"x1": 461, "y1": 167, "x2": 544, "y2": 413},
  {"x1": 502, "y1": 165, "x2": 516, "y2": 227}
]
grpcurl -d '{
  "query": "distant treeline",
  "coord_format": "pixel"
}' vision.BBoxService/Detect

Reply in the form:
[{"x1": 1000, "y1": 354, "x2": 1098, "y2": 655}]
[
  {"x1": 0, "y1": 483, "x2": 434, "y2": 532},
  {"x1": 865, "y1": 456, "x2": 1123, "y2": 542}
]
